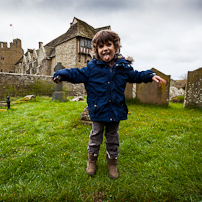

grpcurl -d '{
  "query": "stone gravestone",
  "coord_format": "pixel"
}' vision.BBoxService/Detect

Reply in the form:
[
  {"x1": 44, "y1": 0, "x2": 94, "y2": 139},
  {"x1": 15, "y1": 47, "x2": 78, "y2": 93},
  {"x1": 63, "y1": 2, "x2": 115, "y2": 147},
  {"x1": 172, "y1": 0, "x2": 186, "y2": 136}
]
[
  {"x1": 136, "y1": 68, "x2": 170, "y2": 106},
  {"x1": 124, "y1": 83, "x2": 133, "y2": 99},
  {"x1": 80, "y1": 105, "x2": 92, "y2": 125},
  {"x1": 52, "y1": 62, "x2": 67, "y2": 101},
  {"x1": 184, "y1": 67, "x2": 202, "y2": 108}
]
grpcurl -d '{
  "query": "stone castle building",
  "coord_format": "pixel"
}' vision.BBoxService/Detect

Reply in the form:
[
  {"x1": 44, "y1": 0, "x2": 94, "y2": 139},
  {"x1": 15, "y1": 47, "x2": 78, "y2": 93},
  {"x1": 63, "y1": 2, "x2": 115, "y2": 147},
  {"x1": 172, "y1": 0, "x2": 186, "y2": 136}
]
[
  {"x1": 15, "y1": 17, "x2": 110, "y2": 75},
  {"x1": 0, "y1": 39, "x2": 24, "y2": 73}
]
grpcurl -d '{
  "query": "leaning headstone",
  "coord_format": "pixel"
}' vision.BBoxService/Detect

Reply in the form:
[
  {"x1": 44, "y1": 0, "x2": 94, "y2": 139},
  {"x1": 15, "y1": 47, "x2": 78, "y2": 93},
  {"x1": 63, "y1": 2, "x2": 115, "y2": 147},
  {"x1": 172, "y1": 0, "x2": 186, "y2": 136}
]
[
  {"x1": 52, "y1": 62, "x2": 67, "y2": 101},
  {"x1": 80, "y1": 105, "x2": 92, "y2": 125},
  {"x1": 184, "y1": 67, "x2": 202, "y2": 108},
  {"x1": 136, "y1": 68, "x2": 170, "y2": 106}
]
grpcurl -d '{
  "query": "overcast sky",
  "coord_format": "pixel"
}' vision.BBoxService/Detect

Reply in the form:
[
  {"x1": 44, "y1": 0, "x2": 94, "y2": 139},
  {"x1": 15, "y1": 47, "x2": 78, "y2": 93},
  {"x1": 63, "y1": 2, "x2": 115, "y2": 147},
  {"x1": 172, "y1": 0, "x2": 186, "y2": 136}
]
[{"x1": 0, "y1": 0, "x2": 202, "y2": 79}]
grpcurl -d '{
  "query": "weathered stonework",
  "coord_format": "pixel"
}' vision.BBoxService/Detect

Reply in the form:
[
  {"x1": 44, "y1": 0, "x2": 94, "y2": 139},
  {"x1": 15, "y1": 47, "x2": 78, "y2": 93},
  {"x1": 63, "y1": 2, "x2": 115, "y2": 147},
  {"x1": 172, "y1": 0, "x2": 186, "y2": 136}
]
[
  {"x1": 55, "y1": 39, "x2": 76, "y2": 69},
  {"x1": 15, "y1": 44, "x2": 55, "y2": 76},
  {"x1": 0, "y1": 39, "x2": 24, "y2": 73},
  {"x1": 55, "y1": 38, "x2": 91, "y2": 70},
  {"x1": 136, "y1": 68, "x2": 170, "y2": 106},
  {"x1": 0, "y1": 73, "x2": 85, "y2": 99},
  {"x1": 184, "y1": 67, "x2": 202, "y2": 108},
  {"x1": 52, "y1": 91, "x2": 66, "y2": 101},
  {"x1": 15, "y1": 18, "x2": 110, "y2": 76},
  {"x1": 124, "y1": 83, "x2": 133, "y2": 99},
  {"x1": 80, "y1": 105, "x2": 92, "y2": 125}
]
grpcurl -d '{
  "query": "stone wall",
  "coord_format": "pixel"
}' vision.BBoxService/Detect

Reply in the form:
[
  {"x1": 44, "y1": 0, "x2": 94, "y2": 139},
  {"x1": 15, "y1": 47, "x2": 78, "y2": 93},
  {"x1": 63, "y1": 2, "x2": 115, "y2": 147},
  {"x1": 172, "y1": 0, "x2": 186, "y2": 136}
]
[
  {"x1": 0, "y1": 73, "x2": 85, "y2": 99},
  {"x1": 184, "y1": 67, "x2": 202, "y2": 108},
  {"x1": 56, "y1": 39, "x2": 77, "y2": 69},
  {"x1": 136, "y1": 68, "x2": 170, "y2": 106},
  {"x1": 55, "y1": 38, "x2": 91, "y2": 70}
]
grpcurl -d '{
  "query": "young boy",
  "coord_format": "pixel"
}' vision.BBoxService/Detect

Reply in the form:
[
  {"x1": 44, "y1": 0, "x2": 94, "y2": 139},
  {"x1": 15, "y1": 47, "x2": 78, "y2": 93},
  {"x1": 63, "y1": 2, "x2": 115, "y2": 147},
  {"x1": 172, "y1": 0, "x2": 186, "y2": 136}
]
[{"x1": 53, "y1": 30, "x2": 166, "y2": 179}]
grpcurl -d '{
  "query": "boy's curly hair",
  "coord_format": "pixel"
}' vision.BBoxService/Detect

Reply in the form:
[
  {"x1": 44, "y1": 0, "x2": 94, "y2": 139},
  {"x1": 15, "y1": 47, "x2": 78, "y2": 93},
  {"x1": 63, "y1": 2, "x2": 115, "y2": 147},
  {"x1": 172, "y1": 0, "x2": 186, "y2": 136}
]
[{"x1": 91, "y1": 30, "x2": 121, "y2": 59}]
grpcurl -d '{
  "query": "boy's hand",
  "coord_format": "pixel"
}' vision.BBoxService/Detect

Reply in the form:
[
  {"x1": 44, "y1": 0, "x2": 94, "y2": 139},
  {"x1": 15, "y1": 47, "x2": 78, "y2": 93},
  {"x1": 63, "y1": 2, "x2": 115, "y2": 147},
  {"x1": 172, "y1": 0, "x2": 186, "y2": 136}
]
[
  {"x1": 53, "y1": 76, "x2": 61, "y2": 84},
  {"x1": 152, "y1": 75, "x2": 166, "y2": 87}
]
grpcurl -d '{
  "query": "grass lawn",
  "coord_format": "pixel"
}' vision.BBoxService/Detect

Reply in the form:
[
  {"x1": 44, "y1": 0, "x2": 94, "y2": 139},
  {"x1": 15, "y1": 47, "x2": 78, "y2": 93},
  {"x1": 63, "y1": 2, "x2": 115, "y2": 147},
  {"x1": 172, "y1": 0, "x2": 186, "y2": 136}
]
[{"x1": 0, "y1": 96, "x2": 202, "y2": 202}]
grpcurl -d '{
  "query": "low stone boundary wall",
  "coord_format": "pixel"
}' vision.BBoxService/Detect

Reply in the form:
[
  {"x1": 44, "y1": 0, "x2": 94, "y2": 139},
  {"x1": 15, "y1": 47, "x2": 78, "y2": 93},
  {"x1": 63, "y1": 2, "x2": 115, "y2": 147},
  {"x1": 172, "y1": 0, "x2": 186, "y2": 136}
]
[{"x1": 0, "y1": 73, "x2": 85, "y2": 99}]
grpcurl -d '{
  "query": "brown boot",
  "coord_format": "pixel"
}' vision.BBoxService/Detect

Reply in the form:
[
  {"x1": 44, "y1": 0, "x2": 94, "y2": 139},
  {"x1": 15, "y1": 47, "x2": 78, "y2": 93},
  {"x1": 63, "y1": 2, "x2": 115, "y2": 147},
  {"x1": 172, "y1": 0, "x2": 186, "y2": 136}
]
[
  {"x1": 106, "y1": 154, "x2": 119, "y2": 179},
  {"x1": 86, "y1": 153, "x2": 98, "y2": 176}
]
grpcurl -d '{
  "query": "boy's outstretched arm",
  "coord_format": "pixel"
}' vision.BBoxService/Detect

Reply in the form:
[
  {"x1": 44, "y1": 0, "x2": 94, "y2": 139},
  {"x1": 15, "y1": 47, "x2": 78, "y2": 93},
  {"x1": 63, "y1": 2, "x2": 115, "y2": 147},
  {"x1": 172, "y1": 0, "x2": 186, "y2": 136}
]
[
  {"x1": 152, "y1": 75, "x2": 166, "y2": 87},
  {"x1": 52, "y1": 66, "x2": 89, "y2": 84}
]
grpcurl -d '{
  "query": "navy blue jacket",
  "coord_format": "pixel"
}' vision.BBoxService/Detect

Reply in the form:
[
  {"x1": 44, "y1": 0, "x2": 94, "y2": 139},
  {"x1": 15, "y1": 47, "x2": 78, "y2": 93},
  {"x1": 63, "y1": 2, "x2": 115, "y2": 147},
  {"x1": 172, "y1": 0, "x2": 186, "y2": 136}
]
[{"x1": 53, "y1": 56, "x2": 154, "y2": 122}]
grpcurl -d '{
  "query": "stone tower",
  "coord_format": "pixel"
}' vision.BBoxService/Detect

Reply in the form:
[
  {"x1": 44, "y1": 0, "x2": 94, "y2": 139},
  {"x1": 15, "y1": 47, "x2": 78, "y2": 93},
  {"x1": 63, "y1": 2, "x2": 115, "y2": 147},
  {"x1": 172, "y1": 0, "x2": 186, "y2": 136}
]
[{"x1": 0, "y1": 39, "x2": 24, "y2": 73}]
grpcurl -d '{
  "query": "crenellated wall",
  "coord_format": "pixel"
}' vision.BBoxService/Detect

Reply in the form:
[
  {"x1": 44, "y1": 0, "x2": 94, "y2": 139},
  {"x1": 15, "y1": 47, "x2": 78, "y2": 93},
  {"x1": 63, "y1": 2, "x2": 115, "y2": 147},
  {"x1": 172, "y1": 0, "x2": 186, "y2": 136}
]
[{"x1": 0, "y1": 39, "x2": 24, "y2": 73}]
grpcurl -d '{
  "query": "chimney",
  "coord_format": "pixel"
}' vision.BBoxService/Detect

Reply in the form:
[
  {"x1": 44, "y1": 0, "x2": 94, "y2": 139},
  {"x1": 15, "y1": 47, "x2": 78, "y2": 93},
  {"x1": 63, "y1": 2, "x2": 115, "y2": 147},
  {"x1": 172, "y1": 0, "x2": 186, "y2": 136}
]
[{"x1": 39, "y1": 42, "x2": 43, "y2": 48}]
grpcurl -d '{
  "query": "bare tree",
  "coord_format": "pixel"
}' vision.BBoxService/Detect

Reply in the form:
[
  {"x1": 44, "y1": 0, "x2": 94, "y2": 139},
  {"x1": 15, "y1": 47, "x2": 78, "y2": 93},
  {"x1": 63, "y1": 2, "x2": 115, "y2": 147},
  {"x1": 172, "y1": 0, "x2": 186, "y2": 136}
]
[{"x1": 180, "y1": 73, "x2": 187, "y2": 81}]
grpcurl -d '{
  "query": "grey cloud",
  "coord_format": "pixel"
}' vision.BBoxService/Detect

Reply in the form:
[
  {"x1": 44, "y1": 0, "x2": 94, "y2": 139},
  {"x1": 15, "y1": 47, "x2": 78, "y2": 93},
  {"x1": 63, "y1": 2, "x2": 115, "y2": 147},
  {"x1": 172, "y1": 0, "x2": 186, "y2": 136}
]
[{"x1": 1, "y1": 0, "x2": 202, "y2": 79}]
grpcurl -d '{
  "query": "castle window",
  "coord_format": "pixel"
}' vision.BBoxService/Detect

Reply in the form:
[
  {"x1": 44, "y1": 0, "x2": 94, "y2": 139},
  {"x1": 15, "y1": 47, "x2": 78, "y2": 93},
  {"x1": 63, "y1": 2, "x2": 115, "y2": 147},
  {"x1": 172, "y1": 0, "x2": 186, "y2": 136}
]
[
  {"x1": 79, "y1": 38, "x2": 91, "y2": 54},
  {"x1": 1, "y1": 69, "x2": 3, "y2": 72},
  {"x1": 1, "y1": 57, "x2": 4, "y2": 60},
  {"x1": 1, "y1": 43, "x2": 3, "y2": 48},
  {"x1": 84, "y1": 39, "x2": 91, "y2": 48}
]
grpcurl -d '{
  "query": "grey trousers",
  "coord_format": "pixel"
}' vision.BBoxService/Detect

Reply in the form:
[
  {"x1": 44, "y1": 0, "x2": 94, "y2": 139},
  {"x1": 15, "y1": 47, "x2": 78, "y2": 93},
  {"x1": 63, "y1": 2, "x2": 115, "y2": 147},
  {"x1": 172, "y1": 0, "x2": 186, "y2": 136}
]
[{"x1": 87, "y1": 121, "x2": 120, "y2": 159}]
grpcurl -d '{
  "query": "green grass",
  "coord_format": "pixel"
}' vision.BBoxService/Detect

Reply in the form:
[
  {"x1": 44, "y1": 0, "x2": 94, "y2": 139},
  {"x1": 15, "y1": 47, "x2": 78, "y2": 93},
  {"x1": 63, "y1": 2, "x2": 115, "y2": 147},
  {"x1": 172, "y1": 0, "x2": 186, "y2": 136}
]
[{"x1": 0, "y1": 97, "x2": 202, "y2": 202}]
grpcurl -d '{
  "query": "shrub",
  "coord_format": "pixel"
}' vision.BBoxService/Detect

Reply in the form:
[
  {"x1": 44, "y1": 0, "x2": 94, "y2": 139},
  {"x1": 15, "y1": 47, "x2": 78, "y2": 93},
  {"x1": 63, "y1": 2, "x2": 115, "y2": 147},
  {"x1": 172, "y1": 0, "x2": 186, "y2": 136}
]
[{"x1": 171, "y1": 96, "x2": 184, "y2": 103}]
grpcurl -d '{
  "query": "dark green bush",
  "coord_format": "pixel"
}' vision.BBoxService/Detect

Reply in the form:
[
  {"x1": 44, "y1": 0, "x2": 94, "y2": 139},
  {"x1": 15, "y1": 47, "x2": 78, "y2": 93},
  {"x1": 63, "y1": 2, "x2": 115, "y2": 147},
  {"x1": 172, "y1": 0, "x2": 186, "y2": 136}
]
[{"x1": 171, "y1": 96, "x2": 184, "y2": 103}]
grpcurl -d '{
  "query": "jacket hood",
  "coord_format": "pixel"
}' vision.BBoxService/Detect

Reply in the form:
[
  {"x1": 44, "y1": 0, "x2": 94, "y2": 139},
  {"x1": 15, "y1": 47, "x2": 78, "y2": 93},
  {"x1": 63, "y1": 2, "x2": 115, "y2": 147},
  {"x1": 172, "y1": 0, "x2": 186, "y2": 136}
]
[{"x1": 125, "y1": 56, "x2": 134, "y2": 64}]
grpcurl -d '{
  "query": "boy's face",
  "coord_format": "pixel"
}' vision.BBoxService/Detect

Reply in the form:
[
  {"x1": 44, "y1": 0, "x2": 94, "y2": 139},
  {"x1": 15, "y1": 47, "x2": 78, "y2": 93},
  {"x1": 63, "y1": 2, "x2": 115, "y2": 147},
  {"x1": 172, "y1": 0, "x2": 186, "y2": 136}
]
[{"x1": 97, "y1": 41, "x2": 116, "y2": 62}]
